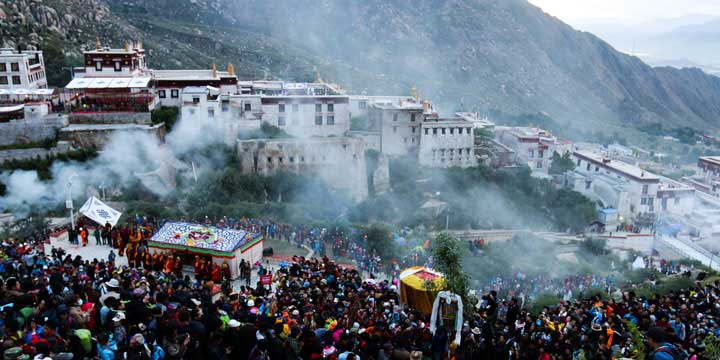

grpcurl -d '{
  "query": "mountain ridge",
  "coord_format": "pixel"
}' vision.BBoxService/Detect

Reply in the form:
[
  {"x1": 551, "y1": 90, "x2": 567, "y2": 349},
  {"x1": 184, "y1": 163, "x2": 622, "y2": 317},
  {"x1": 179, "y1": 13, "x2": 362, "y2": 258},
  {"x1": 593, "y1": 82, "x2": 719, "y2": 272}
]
[{"x1": 2, "y1": 0, "x2": 720, "y2": 133}]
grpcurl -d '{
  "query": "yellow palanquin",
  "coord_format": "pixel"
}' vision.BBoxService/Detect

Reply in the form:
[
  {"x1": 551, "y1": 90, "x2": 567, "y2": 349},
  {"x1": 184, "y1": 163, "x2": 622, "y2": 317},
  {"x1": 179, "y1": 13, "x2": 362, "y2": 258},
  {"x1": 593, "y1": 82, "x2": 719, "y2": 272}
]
[{"x1": 399, "y1": 266, "x2": 445, "y2": 314}]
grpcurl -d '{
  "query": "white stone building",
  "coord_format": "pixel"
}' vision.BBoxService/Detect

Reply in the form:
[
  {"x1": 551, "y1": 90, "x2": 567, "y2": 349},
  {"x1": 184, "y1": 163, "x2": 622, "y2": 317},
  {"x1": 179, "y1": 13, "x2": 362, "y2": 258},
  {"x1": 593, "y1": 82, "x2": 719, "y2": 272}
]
[
  {"x1": 237, "y1": 137, "x2": 368, "y2": 201},
  {"x1": 657, "y1": 182, "x2": 696, "y2": 216},
  {"x1": 569, "y1": 150, "x2": 660, "y2": 220},
  {"x1": 495, "y1": 126, "x2": 570, "y2": 176},
  {"x1": 349, "y1": 95, "x2": 413, "y2": 121},
  {"x1": 0, "y1": 48, "x2": 47, "y2": 89},
  {"x1": 369, "y1": 99, "x2": 426, "y2": 156},
  {"x1": 689, "y1": 156, "x2": 720, "y2": 196},
  {"x1": 418, "y1": 117, "x2": 476, "y2": 168},
  {"x1": 258, "y1": 93, "x2": 350, "y2": 138},
  {"x1": 179, "y1": 86, "x2": 255, "y2": 146}
]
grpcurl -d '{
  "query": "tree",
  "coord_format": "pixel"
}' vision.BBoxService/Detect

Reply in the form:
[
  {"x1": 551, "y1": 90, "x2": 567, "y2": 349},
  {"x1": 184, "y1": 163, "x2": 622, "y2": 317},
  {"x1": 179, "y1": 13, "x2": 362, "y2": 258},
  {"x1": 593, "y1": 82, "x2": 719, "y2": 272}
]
[
  {"x1": 364, "y1": 223, "x2": 396, "y2": 260},
  {"x1": 703, "y1": 334, "x2": 720, "y2": 360},
  {"x1": 549, "y1": 151, "x2": 575, "y2": 175},
  {"x1": 431, "y1": 232, "x2": 470, "y2": 303},
  {"x1": 151, "y1": 106, "x2": 180, "y2": 130},
  {"x1": 473, "y1": 127, "x2": 493, "y2": 139}
]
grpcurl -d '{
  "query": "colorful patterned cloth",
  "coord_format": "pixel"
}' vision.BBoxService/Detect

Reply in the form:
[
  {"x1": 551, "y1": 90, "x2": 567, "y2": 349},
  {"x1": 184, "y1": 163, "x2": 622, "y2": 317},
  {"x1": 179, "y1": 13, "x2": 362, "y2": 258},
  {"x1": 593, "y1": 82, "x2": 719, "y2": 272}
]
[{"x1": 149, "y1": 222, "x2": 261, "y2": 254}]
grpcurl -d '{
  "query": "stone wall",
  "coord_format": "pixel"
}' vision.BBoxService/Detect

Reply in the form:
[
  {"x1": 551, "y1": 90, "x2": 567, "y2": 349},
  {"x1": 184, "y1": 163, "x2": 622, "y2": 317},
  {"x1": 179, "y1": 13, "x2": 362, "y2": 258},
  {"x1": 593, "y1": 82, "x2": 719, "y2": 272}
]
[
  {"x1": 69, "y1": 112, "x2": 151, "y2": 125},
  {"x1": 59, "y1": 123, "x2": 166, "y2": 149},
  {"x1": 237, "y1": 137, "x2": 368, "y2": 201},
  {"x1": 0, "y1": 141, "x2": 72, "y2": 162},
  {"x1": 0, "y1": 116, "x2": 68, "y2": 146}
]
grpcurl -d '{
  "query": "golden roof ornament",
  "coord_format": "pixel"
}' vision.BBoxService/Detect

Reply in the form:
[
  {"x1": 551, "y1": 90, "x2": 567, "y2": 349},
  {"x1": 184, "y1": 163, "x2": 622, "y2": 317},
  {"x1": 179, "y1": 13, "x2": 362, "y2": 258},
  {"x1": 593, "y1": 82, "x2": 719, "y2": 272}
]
[
  {"x1": 315, "y1": 71, "x2": 323, "y2": 84},
  {"x1": 96, "y1": 37, "x2": 102, "y2": 50},
  {"x1": 137, "y1": 41, "x2": 143, "y2": 50},
  {"x1": 227, "y1": 63, "x2": 235, "y2": 76},
  {"x1": 411, "y1": 87, "x2": 418, "y2": 100},
  {"x1": 212, "y1": 63, "x2": 217, "y2": 78},
  {"x1": 124, "y1": 41, "x2": 130, "y2": 52}
]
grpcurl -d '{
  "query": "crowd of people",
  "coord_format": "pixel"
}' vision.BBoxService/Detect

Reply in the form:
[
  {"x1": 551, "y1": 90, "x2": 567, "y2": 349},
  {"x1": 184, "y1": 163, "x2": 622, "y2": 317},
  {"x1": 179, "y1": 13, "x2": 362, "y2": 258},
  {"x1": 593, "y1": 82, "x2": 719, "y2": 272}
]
[{"x1": 0, "y1": 213, "x2": 718, "y2": 359}]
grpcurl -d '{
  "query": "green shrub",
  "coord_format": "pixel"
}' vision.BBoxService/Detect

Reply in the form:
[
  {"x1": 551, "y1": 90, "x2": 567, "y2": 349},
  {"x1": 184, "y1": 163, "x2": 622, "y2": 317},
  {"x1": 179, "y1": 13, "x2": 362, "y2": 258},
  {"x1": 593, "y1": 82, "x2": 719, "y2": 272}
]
[{"x1": 151, "y1": 106, "x2": 180, "y2": 130}]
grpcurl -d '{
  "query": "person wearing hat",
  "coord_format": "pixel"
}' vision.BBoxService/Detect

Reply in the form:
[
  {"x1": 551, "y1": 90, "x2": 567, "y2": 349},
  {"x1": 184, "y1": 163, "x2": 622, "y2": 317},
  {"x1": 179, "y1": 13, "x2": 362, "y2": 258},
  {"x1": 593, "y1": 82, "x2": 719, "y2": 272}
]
[
  {"x1": 125, "y1": 333, "x2": 151, "y2": 360},
  {"x1": 100, "y1": 278, "x2": 121, "y2": 306}
]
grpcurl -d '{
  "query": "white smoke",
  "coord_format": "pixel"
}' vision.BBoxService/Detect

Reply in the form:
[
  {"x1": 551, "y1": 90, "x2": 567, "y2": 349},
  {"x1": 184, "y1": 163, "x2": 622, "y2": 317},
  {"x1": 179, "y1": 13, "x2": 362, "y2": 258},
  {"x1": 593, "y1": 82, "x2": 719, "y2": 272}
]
[{"x1": 0, "y1": 112, "x2": 230, "y2": 217}]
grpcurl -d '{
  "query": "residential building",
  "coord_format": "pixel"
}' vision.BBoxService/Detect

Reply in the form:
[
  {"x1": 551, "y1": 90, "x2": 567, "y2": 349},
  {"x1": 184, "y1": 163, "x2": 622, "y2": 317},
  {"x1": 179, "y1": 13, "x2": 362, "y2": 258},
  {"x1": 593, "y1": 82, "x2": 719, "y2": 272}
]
[
  {"x1": 657, "y1": 182, "x2": 696, "y2": 216},
  {"x1": 495, "y1": 126, "x2": 570, "y2": 176},
  {"x1": 692, "y1": 156, "x2": 720, "y2": 196},
  {"x1": 568, "y1": 150, "x2": 660, "y2": 220},
  {"x1": 0, "y1": 48, "x2": 47, "y2": 89}
]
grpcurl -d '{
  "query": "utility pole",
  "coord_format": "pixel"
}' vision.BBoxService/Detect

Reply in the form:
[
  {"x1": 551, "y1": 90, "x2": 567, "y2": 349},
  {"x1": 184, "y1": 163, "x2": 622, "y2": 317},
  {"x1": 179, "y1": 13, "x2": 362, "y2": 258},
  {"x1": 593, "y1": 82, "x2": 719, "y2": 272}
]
[
  {"x1": 445, "y1": 208, "x2": 450, "y2": 230},
  {"x1": 66, "y1": 174, "x2": 79, "y2": 230},
  {"x1": 99, "y1": 181, "x2": 106, "y2": 200}
]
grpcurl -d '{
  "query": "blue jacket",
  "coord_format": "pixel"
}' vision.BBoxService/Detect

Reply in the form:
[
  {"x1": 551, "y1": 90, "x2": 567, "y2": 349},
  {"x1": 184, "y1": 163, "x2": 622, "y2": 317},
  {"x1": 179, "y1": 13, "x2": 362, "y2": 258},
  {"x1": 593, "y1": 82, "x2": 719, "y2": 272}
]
[{"x1": 650, "y1": 343, "x2": 679, "y2": 360}]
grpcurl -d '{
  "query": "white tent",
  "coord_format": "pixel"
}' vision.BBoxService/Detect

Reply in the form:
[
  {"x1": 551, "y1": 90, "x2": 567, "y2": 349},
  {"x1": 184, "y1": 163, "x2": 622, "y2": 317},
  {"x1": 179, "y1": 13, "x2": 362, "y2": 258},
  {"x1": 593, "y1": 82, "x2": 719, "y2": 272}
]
[
  {"x1": 79, "y1": 197, "x2": 122, "y2": 227},
  {"x1": 632, "y1": 256, "x2": 646, "y2": 270}
]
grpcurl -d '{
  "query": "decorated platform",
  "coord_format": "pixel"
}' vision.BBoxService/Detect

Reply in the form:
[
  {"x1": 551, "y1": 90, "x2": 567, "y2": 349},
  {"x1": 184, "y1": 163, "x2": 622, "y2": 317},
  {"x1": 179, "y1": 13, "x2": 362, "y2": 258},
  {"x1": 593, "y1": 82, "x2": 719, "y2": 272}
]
[{"x1": 148, "y1": 222, "x2": 263, "y2": 278}]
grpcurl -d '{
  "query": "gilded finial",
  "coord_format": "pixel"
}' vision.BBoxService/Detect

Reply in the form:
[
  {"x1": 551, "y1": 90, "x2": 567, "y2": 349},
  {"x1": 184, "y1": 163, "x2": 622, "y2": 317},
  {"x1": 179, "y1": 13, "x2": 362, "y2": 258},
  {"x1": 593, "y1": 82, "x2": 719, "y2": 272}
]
[
  {"x1": 96, "y1": 37, "x2": 102, "y2": 50},
  {"x1": 124, "y1": 41, "x2": 130, "y2": 52},
  {"x1": 212, "y1": 63, "x2": 217, "y2": 78},
  {"x1": 315, "y1": 71, "x2": 323, "y2": 84},
  {"x1": 137, "y1": 41, "x2": 143, "y2": 50},
  {"x1": 411, "y1": 87, "x2": 418, "y2": 100},
  {"x1": 227, "y1": 63, "x2": 235, "y2": 76}
]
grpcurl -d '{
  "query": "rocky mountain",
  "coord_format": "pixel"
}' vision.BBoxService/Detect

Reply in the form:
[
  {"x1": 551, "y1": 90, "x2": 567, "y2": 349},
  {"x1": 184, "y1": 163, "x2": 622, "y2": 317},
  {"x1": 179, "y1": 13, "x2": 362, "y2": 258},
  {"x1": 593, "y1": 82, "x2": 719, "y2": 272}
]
[{"x1": 3, "y1": 0, "x2": 720, "y2": 132}]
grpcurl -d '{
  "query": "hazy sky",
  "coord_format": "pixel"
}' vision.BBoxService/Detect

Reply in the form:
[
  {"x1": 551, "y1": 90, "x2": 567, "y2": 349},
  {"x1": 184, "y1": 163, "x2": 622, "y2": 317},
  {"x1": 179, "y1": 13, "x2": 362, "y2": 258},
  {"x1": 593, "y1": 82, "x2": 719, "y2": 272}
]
[{"x1": 529, "y1": 0, "x2": 720, "y2": 24}]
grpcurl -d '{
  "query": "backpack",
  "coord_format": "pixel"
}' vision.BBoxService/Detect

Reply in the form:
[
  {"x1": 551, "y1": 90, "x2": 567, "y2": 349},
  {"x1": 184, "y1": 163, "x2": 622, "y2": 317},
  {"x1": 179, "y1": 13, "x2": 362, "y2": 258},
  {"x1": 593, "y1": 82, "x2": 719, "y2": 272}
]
[{"x1": 653, "y1": 345, "x2": 689, "y2": 360}]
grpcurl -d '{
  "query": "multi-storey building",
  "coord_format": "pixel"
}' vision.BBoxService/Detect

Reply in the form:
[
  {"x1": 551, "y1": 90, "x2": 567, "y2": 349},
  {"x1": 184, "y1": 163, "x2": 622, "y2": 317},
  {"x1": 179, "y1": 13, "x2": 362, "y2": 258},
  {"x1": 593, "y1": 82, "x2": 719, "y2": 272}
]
[
  {"x1": 568, "y1": 150, "x2": 661, "y2": 220},
  {"x1": 369, "y1": 98, "x2": 425, "y2": 156},
  {"x1": 418, "y1": 117, "x2": 476, "y2": 168},
  {"x1": 237, "y1": 137, "x2": 368, "y2": 201},
  {"x1": 153, "y1": 64, "x2": 239, "y2": 107},
  {"x1": 495, "y1": 126, "x2": 570, "y2": 176},
  {"x1": 691, "y1": 156, "x2": 720, "y2": 196},
  {"x1": 251, "y1": 82, "x2": 350, "y2": 138},
  {"x1": 64, "y1": 41, "x2": 153, "y2": 122},
  {"x1": 0, "y1": 48, "x2": 47, "y2": 89}
]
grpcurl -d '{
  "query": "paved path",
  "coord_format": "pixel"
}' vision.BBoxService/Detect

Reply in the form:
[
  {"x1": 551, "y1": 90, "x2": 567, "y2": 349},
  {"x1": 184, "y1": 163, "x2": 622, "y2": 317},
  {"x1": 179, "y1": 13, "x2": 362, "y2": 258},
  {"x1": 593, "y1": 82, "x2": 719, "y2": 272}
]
[
  {"x1": 657, "y1": 235, "x2": 720, "y2": 271},
  {"x1": 46, "y1": 232, "x2": 128, "y2": 267},
  {"x1": 47, "y1": 232, "x2": 316, "y2": 292}
]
